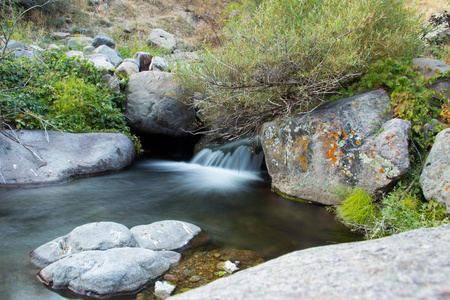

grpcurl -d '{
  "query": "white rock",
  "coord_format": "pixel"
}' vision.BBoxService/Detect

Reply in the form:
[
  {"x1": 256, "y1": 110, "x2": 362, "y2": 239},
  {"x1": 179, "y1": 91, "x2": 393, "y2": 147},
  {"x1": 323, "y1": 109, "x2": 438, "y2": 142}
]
[{"x1": 154, "y1": 281, "x2": 176, "y2": 299}]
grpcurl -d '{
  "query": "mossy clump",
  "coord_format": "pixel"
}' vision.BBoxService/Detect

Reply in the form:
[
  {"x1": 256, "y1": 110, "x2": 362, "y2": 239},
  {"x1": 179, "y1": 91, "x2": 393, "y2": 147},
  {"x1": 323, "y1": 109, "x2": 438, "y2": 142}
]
[{"x1": 336, "y1": 187, "x2": 378, "y2": 225}]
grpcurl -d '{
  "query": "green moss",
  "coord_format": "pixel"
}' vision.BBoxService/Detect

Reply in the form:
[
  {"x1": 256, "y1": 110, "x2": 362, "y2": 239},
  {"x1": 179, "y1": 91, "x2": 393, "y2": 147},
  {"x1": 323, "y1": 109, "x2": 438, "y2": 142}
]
[{"x1": 336, "y1": 187, "x2": 378, "y2": 225}]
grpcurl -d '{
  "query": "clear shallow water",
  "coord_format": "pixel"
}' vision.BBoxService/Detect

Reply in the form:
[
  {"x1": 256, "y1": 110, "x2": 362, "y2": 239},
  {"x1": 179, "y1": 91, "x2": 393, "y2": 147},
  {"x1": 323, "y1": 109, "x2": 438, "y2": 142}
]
[{"x1": 0, "y1": 159, "x2": 361, "y2": 299}]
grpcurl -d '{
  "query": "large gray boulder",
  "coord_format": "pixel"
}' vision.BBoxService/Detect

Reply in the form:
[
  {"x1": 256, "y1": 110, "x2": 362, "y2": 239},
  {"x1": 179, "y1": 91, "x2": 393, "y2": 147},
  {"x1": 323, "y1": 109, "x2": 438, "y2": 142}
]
[
  {"x1": 39, "y1": 248, "x2": 180, "y2": 298},
  {"x1": 125, "y1": 71, "x2": 196, "y2": 137},
  {"x1": 261, "y1": 90, "x2": 411, "y2": 205},
  {"x1": 147, "y1": 29, "x2": 177, "y2": 52},
  {"x1": 170, "y1": 224, "x2": 450, "y2": 300},
  {"x1": 420, "y1": 128, "x2": 450, "y2": 212},
  {"x1": 131, "y1": 220, "x2": 202, "y2": 251},
  {"x1": 0, "y1": 130, "x2": 135, "y2": 184}
]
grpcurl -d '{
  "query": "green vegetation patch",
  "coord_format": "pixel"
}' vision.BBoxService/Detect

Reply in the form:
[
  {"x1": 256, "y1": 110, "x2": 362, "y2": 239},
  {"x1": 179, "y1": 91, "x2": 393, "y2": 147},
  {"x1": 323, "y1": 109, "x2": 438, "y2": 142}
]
[
  {"x1": 176, "y1": 0, "x2": 423, "y2": 139},
  {"x1": 336, "y1": 187, "x2": 378, "y2": 225},
  {"x1": 0, "y1": 50, "x2": 129, "y2": 134},
  {"x1": 333, "y1": 186, "x2": 449, "y2": 239}
]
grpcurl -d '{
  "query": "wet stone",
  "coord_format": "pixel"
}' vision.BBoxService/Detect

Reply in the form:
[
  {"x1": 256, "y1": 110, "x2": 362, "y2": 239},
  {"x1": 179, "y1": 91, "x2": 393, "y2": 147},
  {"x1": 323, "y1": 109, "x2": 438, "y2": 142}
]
[{"x1": 188, "y1": 275, "x2": 201, "y2": 282}]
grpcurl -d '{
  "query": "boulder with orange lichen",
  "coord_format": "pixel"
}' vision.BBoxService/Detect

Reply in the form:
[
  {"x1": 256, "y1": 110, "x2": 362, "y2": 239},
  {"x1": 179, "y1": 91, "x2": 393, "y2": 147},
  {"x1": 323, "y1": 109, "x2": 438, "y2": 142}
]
[{"x1": 261, "y1": 89, "x2": 411, "y2": 205}]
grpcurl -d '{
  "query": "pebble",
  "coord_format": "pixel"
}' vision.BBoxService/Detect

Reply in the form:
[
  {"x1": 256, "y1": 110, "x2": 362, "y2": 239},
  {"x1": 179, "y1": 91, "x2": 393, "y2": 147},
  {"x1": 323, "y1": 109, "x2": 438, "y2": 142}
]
[
  {"x1": 189, "y1": 275, "x2": 201, "y2": 282},
  {"x1": 164, "y1": 274, "x2": 178, "y2": 282}
]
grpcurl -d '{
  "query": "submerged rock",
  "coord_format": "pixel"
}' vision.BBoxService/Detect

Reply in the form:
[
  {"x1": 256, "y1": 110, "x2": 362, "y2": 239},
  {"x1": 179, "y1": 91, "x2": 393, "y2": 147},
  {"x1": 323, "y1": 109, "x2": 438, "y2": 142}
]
[
  {"x1": 420, "y1": 128, "x2": 450, "y2": 212},
  {"x1": 261, "y1": 90, "x2": 410, "y2": 205},
  {"x1": 170, "y1": 224, "x2": 450, "y2": 300},
  {"x1": 0, "y1": 130, "x2": 135, "y2": 185},
  {"x1": 38, "y1": 247, "x2": 180, "y2": 298}
]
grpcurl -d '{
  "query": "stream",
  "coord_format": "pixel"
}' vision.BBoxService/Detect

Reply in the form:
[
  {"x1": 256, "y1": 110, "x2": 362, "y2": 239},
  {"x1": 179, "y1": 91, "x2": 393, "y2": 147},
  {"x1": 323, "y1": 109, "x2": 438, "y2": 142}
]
[{"x1": 0, "y1": 141, "x2": 362, "y2": 299}]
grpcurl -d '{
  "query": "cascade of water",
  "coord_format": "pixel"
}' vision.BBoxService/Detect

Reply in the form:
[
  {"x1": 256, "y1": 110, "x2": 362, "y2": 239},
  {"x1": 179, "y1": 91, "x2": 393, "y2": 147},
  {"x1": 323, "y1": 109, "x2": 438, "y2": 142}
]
[{"x1": 190, "y1": 139, "x2": 264, "y2": 172}]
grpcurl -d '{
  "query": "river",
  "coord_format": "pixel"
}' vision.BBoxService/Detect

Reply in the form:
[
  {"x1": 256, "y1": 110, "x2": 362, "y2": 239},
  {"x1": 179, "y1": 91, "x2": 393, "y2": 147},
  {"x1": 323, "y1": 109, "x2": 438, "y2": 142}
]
[{"x1": 0, "y1": 143, "x2": 361, "y2": 299}]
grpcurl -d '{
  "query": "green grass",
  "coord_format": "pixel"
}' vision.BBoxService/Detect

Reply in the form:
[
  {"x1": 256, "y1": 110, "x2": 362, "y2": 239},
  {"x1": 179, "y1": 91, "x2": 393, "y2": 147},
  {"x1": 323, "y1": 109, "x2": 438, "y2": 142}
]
[{"x1": 334, "y1": 186, "x2": 449, "y2": 239}]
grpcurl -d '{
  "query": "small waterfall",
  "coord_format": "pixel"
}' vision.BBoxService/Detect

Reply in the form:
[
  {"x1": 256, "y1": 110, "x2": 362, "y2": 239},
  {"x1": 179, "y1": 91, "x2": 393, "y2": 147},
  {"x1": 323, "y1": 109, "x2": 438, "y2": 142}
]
[{"x1": 190, "y1": 139, "x2": 264, "y2": 172}]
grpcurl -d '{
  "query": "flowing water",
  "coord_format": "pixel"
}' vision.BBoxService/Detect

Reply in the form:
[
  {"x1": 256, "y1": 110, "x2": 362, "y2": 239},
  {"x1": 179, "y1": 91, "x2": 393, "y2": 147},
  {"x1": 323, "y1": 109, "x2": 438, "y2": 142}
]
[{"x1": 0, "y1": 141, "x2": 362, "y2": 299}]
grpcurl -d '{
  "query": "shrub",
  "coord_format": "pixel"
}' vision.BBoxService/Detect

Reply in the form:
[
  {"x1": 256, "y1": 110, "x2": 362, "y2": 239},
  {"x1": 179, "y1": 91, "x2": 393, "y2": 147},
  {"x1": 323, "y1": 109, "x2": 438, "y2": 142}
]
[
  {"x1": 0, "y1": 51, "x2": 128, "y2": 134},
  {"x1": 176, "y1": 0, "x2": 424, "y2": 139}
]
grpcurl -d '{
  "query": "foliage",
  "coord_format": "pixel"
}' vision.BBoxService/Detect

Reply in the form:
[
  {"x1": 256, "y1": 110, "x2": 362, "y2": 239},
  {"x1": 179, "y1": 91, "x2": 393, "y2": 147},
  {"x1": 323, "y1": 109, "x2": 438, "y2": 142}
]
[
  {"x1": 334, "y1": 186, "x2": 449, "y2": 239},
  {"x1": 176, "y1": 0, "x2": 424, "y2": 139},
  {"x1": 331, "y1": 57, "x2": 450, "y2": 239},
  {"x1": 340, "y1": 58, "x2": 449, "y2": 152},
  {"x1": 0, "y1": 51, "x2": 129, "y2": 134},
  {"x1": 335, "y1": 187, "x2": 378, "y2": 225}
]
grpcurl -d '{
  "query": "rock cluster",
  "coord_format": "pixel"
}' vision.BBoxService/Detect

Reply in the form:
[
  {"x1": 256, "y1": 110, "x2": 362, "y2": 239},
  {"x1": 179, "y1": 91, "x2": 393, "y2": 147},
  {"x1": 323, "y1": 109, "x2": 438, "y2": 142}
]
[{"x1": 30, "y1": 220, "x2": 203, "y2": 298}]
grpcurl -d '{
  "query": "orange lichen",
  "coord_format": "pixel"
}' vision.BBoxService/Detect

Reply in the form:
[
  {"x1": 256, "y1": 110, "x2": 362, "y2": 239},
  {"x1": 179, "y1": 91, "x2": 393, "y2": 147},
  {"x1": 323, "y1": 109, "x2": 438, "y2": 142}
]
[
  {"x1": 353, "y1": 102, "x2": 359, "y2": 108},
  {"x1": 379, "y1": 168, "x2": 385, "y2": 174},
  {"x1": 293, "y1": 137, "x2": 310, "y2": 171},
  {"x1": 356, "y1": 140, "x2": 361, "y2": 145},
  {"x1": 445, "y1": 187, "x2": 449, "y2": 192},
  {"x1": 341, "y1": 170, "x2": 345, "y2": 175}
]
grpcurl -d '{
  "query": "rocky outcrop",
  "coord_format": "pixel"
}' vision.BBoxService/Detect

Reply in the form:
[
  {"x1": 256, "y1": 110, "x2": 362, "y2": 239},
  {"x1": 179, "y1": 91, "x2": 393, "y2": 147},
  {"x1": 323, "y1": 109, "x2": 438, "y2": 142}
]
[
  {"x1": 170, "y1": 224, "x2": 450, "y2": 300},
  {"x1": 420, "y1": 128, "x2": 450, "y2": 212},
  {"x1": 147, "y1": 28, "x2": 177, "y2": 52},
  {"x1": 0, "y1": 130, "x2": 135, "y2": 184},
  {"x1": 261, "y1": 90, "x2": 411, "y2": 205},
  {"x1": 31, "y1": 220, "x2": 204, "y2": 298},
  {"x1": 125, "y1": 71, "x2": 196, "y2": 137}
]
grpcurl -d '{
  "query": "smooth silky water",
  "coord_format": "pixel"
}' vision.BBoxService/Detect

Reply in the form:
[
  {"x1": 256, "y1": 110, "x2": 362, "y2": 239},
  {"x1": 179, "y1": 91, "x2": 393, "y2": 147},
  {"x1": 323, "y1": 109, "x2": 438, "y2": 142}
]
[{"x1": 0, "y1": 141, "x2": 362, "y2": 299}]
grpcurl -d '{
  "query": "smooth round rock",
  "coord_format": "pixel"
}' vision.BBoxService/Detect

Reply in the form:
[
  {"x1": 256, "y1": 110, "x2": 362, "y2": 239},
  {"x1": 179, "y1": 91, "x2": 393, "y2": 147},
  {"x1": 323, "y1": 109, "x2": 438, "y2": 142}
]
[{"x1": 130, "y1": 220, "x2": 201, "y2": 251}]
